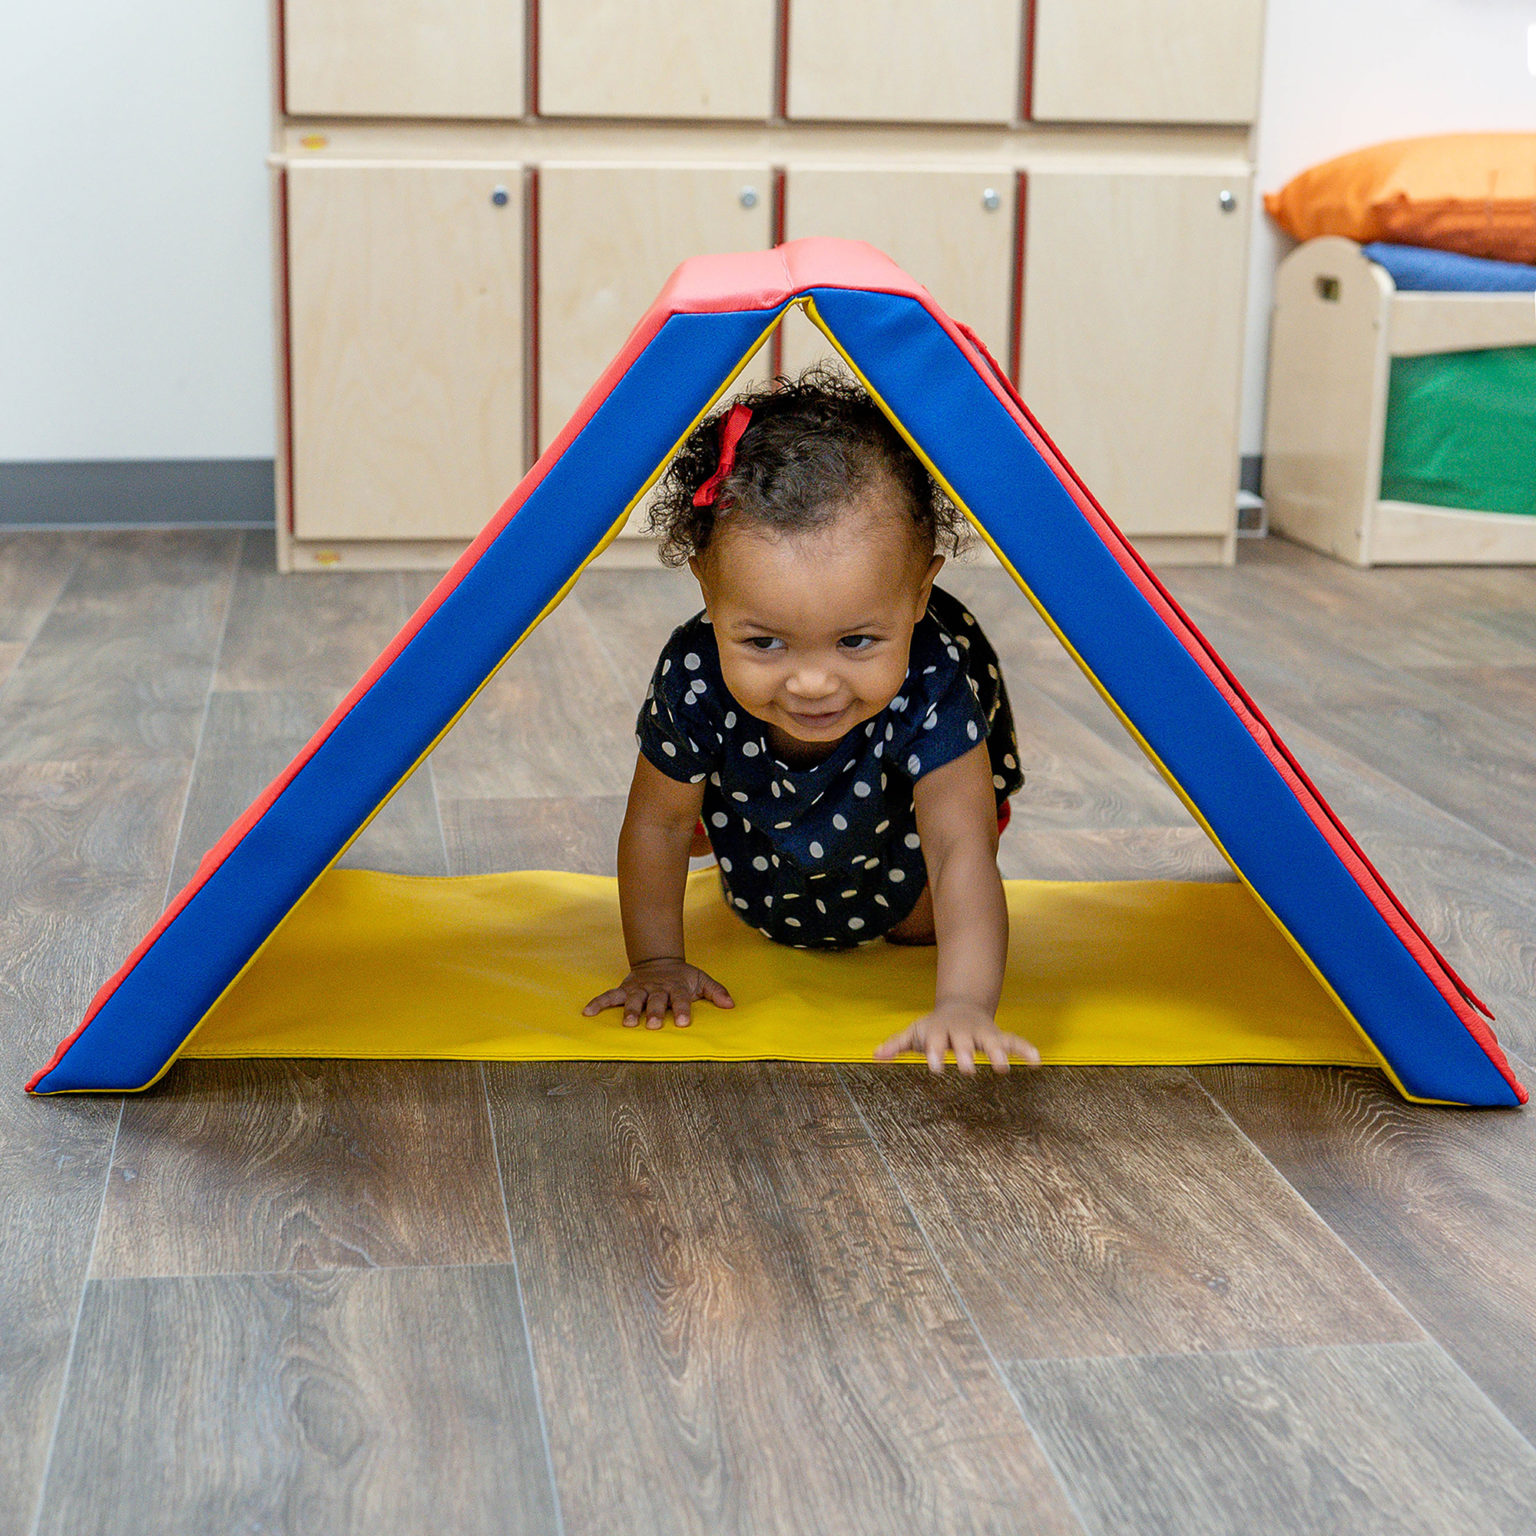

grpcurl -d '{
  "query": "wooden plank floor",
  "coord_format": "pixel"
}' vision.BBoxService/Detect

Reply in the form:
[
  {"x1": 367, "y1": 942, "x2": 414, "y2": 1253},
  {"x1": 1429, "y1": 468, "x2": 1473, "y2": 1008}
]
[{"x1": 3, "y1": 529, "x2": 1535, "y2": 1535}]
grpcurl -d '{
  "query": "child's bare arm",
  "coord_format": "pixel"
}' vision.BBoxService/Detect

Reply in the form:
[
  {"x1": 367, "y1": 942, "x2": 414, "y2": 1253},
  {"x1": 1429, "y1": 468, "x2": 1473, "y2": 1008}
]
[
  {"x1": 583, "y1": 753, "x2": 734, "y2": 1028},
  {"x1": 874, "y1": 743, "x2": 1038, "y2": 1074}
]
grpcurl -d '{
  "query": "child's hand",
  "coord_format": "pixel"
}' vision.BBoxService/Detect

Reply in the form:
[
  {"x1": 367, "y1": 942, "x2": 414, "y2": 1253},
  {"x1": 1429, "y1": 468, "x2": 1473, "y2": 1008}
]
[
  {"x1": 874, "y1": 1001, "x2": 1040, "y2": 1075},
  {"x1": 583, "y1": 958, "x2": 735, "y2": 1029}
]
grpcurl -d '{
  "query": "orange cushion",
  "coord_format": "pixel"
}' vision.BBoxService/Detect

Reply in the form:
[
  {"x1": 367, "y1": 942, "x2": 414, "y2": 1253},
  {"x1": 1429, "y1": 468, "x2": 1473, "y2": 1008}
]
[{"x1": 1264, "y1": 134, "x2": 1536, "y2": 264}]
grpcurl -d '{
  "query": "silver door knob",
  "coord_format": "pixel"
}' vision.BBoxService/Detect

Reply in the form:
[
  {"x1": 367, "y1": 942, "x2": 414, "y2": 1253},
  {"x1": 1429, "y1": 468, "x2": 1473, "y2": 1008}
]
[
  {"x1": 740, "y1": 186, "x2": 759, "y2": 209},
  {"x1": 491, "y1": 185, "x2": 509, "y2": 207},
  {"x1": 1219, "y1": 189, "x2": 1237, "y2": 213},
  {"x1": 982, "y1": 187, "x2": 1001, "y2": 211}
]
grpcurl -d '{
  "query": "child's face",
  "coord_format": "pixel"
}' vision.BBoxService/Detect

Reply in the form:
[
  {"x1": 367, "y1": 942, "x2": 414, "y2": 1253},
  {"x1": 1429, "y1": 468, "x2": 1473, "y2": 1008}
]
[{"x1": 691, "y1": 486, "x2": 942, "y2": 751}]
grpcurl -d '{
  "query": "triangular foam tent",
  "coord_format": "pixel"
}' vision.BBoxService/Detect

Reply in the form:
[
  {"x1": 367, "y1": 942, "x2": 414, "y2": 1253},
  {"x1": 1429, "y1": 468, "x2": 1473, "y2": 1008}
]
[{"x1": 28, "y1": 240, "x2": 1524, "y2": 1106}]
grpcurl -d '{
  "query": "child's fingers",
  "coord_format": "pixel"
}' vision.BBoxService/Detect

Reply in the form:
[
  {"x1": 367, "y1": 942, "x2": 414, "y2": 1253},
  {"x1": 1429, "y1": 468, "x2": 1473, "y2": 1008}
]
[
  {"x1": 926, "y1": 1038, "x2": 946, "y2": 1074},
  {"x1": 622, "y1": 986, "x2": 649, "y2": 1028},
  {"x1": 873, "y1": 1025, "x2": 917, "y2": 1060},
  {"x1": 982, "y1": 1038, "x2": 1012, "y2": 1073},
  {"x1": 998, "y1": 1032, "x2": 1041, "y2": 1066},
  {"x1": 643, "y1": 991, "x2": 671, "y2": 1029},
  {"x1": 582, "y1": 988, "x2": 626, "y2": 1017},
  {"x1": 953, "y1": 1038, "x2": 977, "y2": 1075},
  {"x1": 698, "y1": 972, "x2": 735, "y2": 1009},
  {"x1": 673, "y1": 999, "x2": 692, "y2": 1028}
]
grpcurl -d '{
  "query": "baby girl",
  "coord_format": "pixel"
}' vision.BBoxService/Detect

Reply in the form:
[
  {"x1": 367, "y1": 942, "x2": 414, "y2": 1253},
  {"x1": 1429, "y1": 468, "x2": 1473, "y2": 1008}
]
[{"x1": 583, "y1": 370, "x2": 1037, "y2": 1074}]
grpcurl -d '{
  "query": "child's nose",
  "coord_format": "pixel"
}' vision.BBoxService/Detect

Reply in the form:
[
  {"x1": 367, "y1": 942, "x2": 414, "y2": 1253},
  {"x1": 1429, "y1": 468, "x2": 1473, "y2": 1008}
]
[{"x1": 786, "y1": 665, "x2": 837, "y2": 698}]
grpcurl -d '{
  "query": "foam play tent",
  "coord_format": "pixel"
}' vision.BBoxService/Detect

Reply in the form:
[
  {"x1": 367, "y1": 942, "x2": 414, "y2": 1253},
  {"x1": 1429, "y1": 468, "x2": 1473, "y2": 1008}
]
[{"x1": 27, "y1": 240, "x2": 1524, "y2": 1107}]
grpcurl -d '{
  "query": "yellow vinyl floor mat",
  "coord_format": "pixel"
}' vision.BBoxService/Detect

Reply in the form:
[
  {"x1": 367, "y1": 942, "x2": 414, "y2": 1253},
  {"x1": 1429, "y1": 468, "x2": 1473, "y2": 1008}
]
[{"x1": 182, "y1": 868, "x2": 1378, "y2": 1068}]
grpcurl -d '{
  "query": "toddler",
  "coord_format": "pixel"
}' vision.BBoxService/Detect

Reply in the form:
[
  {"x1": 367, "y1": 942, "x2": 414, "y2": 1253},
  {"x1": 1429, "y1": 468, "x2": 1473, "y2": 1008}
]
[{"x1": 583, "y1": 370, "x2": 1037, "y2": 1074}]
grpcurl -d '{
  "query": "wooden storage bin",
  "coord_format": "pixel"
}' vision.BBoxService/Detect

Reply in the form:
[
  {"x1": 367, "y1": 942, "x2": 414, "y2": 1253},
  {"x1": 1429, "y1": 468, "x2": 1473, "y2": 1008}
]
[{"x1": 1265, "y1": 237, "x2": 1536, "y2": 566}]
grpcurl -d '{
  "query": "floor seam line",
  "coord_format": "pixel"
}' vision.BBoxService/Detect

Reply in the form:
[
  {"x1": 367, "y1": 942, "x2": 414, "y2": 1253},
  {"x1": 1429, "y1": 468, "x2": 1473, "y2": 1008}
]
[
  {"x1": 1169, "y1": 583, "x2": 1536, "y2": 869},
  {"x1": 831, "y1": 1066, "x2": 1094, "y2": 1535},
  {"x1": 427, "y1": 760, "x2": 451, "y2": 875},
  {"x1": 1179, "y1": 1068, "x2": 1428, "y2": 1338},
  {"x1": 160, "y1": 528, "x2": 243, "y2": 906},
  {"x1": 1279, "y1": 709, "x2": 1536, "y2": 871},
  {"x1": 0, "y1": 534, "x2": 88, "y2": 712},
  {"x1": 87, "y1": 1256, "x2": 533, "y2": 1286},
  {"x1": 481, "y1": 1061, "x2": 567, "y2": 1536},
  {"x1": 27, "y1": 1098, "x2": 124, "y2": 1536},
  {"x1": 1190, "y1": 1070, "x2": 1536, "y2": 1460}
]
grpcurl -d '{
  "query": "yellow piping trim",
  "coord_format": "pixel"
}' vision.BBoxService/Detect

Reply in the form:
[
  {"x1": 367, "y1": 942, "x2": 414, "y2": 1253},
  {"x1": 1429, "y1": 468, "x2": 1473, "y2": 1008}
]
[
  {"x1": 798, "y1": 296, "x2": 1440, "y2": 1104},
  {"x1": 59, "y1": 308, "x2": 789, "y2": 1094}
]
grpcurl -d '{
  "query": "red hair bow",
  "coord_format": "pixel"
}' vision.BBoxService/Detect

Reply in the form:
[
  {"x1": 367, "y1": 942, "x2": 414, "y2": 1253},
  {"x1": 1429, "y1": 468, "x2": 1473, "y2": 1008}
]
[{"x1": 692, "y1": 403, "x2": 753, "y2": 508}]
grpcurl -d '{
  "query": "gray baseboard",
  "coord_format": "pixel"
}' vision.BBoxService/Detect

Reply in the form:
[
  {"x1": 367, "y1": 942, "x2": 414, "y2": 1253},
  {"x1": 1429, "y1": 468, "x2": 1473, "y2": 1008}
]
[
  {"x1": 0, "y1": 459, "x2": 274, "y2": 529},
  {"x1": 0, "y1": 455, "x2": 1266, "y2": 530}
]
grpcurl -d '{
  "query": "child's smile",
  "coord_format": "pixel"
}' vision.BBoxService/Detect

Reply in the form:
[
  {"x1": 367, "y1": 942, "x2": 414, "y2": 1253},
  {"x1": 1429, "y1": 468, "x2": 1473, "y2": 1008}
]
[{"x1": 690, "y1": 495, "x2": 942, "y2": 765}]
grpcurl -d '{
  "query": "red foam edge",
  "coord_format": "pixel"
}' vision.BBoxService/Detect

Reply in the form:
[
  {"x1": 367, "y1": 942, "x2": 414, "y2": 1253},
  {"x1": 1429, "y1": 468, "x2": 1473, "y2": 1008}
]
[{"x1": 31, "y1": 238, "x2": 1524, "y2": 1103}]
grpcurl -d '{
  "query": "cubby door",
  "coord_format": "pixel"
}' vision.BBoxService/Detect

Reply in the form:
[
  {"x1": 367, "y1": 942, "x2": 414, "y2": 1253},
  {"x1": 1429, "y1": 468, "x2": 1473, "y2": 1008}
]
[
  {"x1": 283, "y1": 0, "x2": 525, "y2": 118},
  {"x1": 286, "y1": 163, "x2": 526, "y2": 542},
  {"x1": 1029, "y1": 0, "x2": 1263, "y2": 124},
  {"x1": 787, "y1": 0, "x2": 1022, "y2": 124},
  {"x1": 1020, "y1": 169, "x2": 1251, "y2": 538},
  {"x1": 780, "y1": 168, "x2": 1015, "y2": 376},
  {"x1": 537, "y1": 164, "x2": 774, "y2": 463},
  {"x1": 539, "y1": 0, "x2": 775, "y2": 119}
]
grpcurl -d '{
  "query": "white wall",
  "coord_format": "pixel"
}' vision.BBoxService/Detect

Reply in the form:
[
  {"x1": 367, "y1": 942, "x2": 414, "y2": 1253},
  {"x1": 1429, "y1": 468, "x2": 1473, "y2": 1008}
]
[
  {"x1": 1243, "y1": 0, "x2": 1536, "y2": 454},
  {"x1": 0, "y1": 0, "x2": 273, "y2": 460}
]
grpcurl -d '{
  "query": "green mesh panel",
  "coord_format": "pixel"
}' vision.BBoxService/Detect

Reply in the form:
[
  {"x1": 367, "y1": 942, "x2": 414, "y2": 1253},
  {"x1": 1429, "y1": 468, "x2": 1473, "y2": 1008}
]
[{"x1": 1380, "y1": 345, "x2": 1536, "y2": 517}]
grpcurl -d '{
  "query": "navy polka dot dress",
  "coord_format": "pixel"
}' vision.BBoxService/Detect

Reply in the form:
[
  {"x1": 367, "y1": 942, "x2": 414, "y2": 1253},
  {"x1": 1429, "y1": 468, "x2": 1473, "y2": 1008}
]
[{"x1": 636, "y1": 586, "x2": 1024, "y2": 949}]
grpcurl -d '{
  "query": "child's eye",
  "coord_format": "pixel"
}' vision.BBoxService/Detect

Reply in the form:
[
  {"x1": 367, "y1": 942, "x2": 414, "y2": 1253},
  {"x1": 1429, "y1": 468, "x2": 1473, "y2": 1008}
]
[
  {"x1": 746, "y1": 636, "x2": 784, "y2": 652},
  {"x1": 838, "y1": 635, "x2": 877, "y2": 653}
]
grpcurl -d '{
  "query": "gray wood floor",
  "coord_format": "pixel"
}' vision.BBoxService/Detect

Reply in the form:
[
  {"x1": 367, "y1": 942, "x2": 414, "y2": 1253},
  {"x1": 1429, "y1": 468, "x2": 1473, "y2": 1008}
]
[{"x1": 3, "y1": 528, "x2": 1535, "y2": 1535}]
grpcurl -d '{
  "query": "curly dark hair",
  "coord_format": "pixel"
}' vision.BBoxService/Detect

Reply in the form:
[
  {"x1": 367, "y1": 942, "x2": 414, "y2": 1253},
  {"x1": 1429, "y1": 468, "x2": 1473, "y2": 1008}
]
[{"x1": 646, "y1": 366, "x2": 967, "y2": 567}]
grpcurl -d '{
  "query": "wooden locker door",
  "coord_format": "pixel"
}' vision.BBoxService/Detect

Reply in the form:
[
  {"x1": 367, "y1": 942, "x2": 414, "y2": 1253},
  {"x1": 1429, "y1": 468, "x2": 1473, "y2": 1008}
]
[
  {"x1": 787, "y1": 0, "x2": 1022, "y2": 123},
  {"x1": 283, "y1": 0, "x2": 525, "y2": 117},
  {"x1": 539, "y1": 0, "x2": 775, "y2": 118},
  {"x1": 538, "y1": 164, "x2": 774, "y2": 477},
  {"x1": 286, "y1": 162, "x2": 526, "y2": 542},
  {"x1": 1020, "y1": 170, "x2": 1250, "y2": 542},
  {"x1": 1029, "y1": 0, "x2": 1263, "y2": 124},
  {"x1": 780, "y1": 167, "x2": 1015, "y2": 376}
]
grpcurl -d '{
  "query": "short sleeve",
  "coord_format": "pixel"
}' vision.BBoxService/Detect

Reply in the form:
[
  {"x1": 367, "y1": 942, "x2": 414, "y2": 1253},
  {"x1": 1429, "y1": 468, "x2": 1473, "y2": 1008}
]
[
  {"x1": 887, "y1": 627, "x2": 989, "y2": 785},
  {"x1": 635, "y1": 624, "x2": 721, "y2": 785}
]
